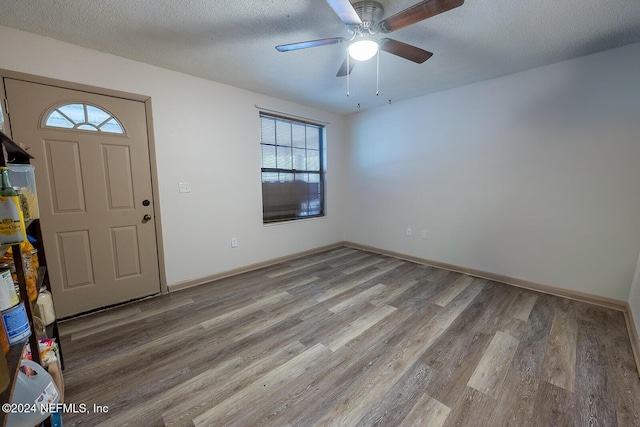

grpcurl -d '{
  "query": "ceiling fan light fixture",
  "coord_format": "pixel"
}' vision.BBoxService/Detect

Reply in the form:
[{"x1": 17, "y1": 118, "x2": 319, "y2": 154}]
[{"x1": 348, "y1": 39, "x2": 379, "y2": 61}]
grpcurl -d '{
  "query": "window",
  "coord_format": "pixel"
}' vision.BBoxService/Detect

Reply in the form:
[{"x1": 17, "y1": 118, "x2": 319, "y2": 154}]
[
  {"x1": 260, "y1": 113, "x2": 324, "y2": 223},
  {"x1": 44, "y1": 103, "x2": 124, "y2": 134}
]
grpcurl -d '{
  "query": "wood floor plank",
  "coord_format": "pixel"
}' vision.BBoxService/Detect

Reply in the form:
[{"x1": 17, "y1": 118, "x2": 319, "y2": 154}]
[
  {"x1": 95, "y1": 358, "x2": 241, "y2": 427},
  {"x1": 423, "y1": 332, "x2": 493, "y2": 408},
  {"x1": 355, "y1": 361, "x2": 439, "y2": 426},
  {"x1": 315, "y1": 263, "x2": 404, "y2": 302},
  {"x1": 399, "y1": 393, "x2": 451, "y2": 427},
  {"x1": 60, "y1": 303, "x2": 142, "y2": 335},
  {"x1": 162, "y1": 341, "x2": 306, "y2": 427},
  {"x1": 70, "y1": 297, "x2": 195, "y2": 340},
  {"x1": 368, "y1": 279, "x2": 416, "y2": 307},
  {"x1": 467, "y1": 330, "x2": 520, "y2": 398},
  {"x1": 602, "y1": 310, "x2": 640, "y2": 426},
  {"x1": 199, "y1": 290, "x2": 292, "y2": 329},
  {"x1": 277, "y1": 307, "x2": 422, "y2": 426},
  {"x1": 486, "y1": 367, "x2": 540, "y2": 427},
  {"x1": 386, "y1": 278, "x2": 447, "y2": 310},
  {"x1": 507, "y1": 291, "x2": 539, "y2": 321},
  {"x1": 442, "y1": 387, "x2": 497, "y2": 427},
  {"x1": 541, "y1": 308, "x2": 578, "y2": 392},
  {"x1": 56, "y1": 247, "x2": 640, "y2": 426},
  {"x1": 328, "y1": 283, "x2": 387, "y2": 313},
  {"x1": 530, "y1": 380, "x2": 575, "y2": 426},
  {"x1": 313, "y1": 282, "x2": 484, "y2": 426},
  {"x1": 267, "y1": 248, "x2": 355, "y2": 277},
  {"x1": 468, "y1": 280, "x2": 520, "y2": 336},
  {"x1": 572, "y1": 319, "x2": 618, "y2": 427},
  {"x1": 327, "y1": 251, "x2": 376, "y2": 269},
  {"x1": 325, "y1": 304, "x2": 397, "y2": 351},
  {"x1": 341, "y1": 257, "x2": 384, "y2": 274},
  {"x1": 511, "y1": 293, "x2": 556, "y2": 377},
  {"x1": 192, "y1": 343, "x2": 330, "y2": 426},
  {"x1": 432, "y1": 274, "x2": 474, "y2": 307}
]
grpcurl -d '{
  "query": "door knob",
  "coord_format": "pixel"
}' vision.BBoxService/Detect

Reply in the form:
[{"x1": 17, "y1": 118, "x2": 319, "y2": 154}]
[{"x1": 143, "y1": 214, "x2": 152, "y2": 222}]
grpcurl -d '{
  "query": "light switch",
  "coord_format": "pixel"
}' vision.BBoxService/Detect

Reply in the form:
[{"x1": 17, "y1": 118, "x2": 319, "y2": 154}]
[{"x1": 178, "y1": 182, "x2": 191, "y2": 193}]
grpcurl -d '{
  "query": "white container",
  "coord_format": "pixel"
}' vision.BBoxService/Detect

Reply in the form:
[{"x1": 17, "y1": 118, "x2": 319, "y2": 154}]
[{"x1": 6, "y1": 359, "x2": 60, "y2": 427}]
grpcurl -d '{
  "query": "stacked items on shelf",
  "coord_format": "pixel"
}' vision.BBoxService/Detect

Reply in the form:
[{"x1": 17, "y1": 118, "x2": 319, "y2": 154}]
[{"x1": 0, "y1": 131, "x2": 62, "y2": 427}]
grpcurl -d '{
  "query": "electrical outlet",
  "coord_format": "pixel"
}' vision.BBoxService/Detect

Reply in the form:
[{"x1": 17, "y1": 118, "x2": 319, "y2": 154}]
[
  {"x1": 231, "y1": 237, "x2": 238, "y2": 248},
  {"x1": 178, "y1": 182, "x2": 191, "y2": 193},
  {"x1": 406, "y1": 228, "x2": 412, "y2": 237},
  {"x1": 421, "y1": 230, "x2": 427, "y2": 239}
]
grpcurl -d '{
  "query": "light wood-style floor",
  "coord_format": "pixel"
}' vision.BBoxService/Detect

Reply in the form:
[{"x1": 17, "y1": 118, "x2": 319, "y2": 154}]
[{"x1": 59, "y1": 247, "x2": 640, "y2": 426}]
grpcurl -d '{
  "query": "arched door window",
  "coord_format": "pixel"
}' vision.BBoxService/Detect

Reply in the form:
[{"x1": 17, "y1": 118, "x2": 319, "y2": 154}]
[{"x1": 43, "y1": 103, "x2": 125, "y2": 134}]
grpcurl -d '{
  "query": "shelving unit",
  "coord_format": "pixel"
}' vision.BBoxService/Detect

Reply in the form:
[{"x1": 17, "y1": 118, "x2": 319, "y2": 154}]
[{"x1": 0, "y1": 130, "x2": 61, "y2": 427}]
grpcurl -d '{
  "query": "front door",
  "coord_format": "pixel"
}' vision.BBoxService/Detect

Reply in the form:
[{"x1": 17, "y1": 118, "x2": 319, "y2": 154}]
[{"x1": 4, "y1": 78, "x2": 160, "y2": 317}]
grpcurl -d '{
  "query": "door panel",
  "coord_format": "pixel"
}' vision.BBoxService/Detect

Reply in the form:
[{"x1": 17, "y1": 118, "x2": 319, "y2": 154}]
[
  {"x1": 110, "y1": 226, "x2": 141, "y2": 278},
  {"x1": 103, "y1": 145, "x2": 135, "y2": 210},
  {"x1": 4, "y1": 78, "x2": 160, "y2": 317},
  {"x1": 46, "y1": 138, "x2": 86, "y2": 213},
  {"x1": 57, "y1": 230, "x2": 94, "y2": 289}
]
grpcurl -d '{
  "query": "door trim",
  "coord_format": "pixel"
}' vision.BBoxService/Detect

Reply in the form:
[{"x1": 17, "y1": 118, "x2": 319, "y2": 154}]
[{"x1": 0, "y1": 69, "x2": 168, "y2": 295}]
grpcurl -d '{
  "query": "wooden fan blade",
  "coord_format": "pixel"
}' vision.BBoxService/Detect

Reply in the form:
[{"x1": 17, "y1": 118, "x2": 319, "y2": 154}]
[
  {"x1": 380, "y1": 38, "x2": 433, "y2": 63},
  {"x1": 377, "y1": 0, "x2": 464, "y2": 33},
  {"x1": 326, "y1": 0, "x2": 362, "y2": 26},
  {"x1": 336, "y1": 56, "x2": 356, "y2": 76},
  {"x1": 276, "y1": 37, "x2": 346, "y2": 52}
]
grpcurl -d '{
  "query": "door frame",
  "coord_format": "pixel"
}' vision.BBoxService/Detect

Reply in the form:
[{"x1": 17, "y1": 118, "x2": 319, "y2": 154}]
[{"x1": 0, "y1": 69, "x2": 168, "y2": 295}]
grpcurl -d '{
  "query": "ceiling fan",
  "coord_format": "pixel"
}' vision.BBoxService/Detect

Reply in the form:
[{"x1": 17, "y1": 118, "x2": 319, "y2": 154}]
[{"x1": 276, "y1": 0, "x2": 464, "y2": 76}]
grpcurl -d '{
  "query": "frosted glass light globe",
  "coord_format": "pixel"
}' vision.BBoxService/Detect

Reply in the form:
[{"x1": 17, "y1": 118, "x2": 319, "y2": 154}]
[{"x1": 348, "y1": 40, "x2": 379, "y2": 61}]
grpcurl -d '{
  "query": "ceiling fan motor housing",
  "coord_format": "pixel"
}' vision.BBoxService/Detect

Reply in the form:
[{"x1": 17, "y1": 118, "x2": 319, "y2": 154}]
[{"x1": 352, "y1": 1, "x2": 384, "y2": 32}]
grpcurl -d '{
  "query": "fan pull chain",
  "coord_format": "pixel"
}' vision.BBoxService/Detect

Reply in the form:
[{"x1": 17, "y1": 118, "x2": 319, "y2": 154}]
[
  {"x1": 346, "y1": 54, "x2": 350, "y2": 97},
  {"x1": 376, "y1": 49, "x2": 380, "y2": 96}
]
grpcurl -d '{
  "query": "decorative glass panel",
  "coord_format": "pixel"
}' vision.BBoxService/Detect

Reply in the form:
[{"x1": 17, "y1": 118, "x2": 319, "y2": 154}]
[
  {"x1": 101, "y1": 118, "x2": 124, "y2": 134},
  {"x1": 58, "y1": 103, "x2": 85, "y2": 123},
  {"x1": 44, "y1": 103, "x2": 124, "y2": 134},
  {"x1": 45, "y1": 110, "x2": 74, "y2": 128},
  {"x1": 86, "y1": 105, "x2": 111, "y2": 126}
]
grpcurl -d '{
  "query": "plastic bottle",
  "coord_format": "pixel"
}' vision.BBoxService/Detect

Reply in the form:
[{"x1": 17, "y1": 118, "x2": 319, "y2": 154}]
[
  {"x1": 1, "y1": 301, "x2": 31, "y2": 345},
  {"x1": 7, "y1": 359, "x2": 60, "y2": 426},
  {"x1": 0, "y1": 167, "x2": 25, "y2": 245},
  {"x1": 21, "y1": 253, "x2": 37, "y2": 301},
  {"x1": 36, "y1": 289, "x2": 56, "y2": 326}
]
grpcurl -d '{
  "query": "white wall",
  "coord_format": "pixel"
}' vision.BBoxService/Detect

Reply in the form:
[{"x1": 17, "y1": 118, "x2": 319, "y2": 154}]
[
  {"x1": 346, "y1": 42, "x2": 640, "y2": 302},
  {"x1": 0, "y1": 26, "x2": 348, "y2": 287}
]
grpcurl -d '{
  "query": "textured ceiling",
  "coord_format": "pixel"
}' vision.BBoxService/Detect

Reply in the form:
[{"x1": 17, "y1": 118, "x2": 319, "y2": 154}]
[{"x1": 0, "y1": 0, "x2": 639, "y2": 114}]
